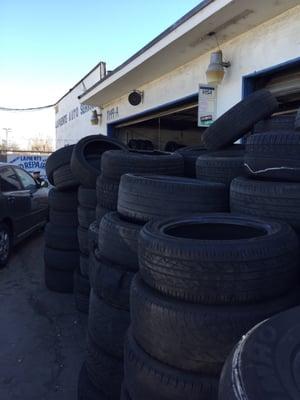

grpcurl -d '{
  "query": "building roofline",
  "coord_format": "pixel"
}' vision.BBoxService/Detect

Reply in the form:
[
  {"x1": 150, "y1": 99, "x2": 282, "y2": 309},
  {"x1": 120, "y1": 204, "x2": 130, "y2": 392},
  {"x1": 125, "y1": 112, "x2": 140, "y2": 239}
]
[{"x1": 78, "y1": 0, "x2": 215, "y2": 100}]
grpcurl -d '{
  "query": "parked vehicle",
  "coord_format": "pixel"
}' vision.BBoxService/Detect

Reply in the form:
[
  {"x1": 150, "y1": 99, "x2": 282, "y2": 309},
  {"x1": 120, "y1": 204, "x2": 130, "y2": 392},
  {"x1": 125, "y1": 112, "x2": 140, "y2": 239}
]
[{"x1": 0, "y1": 163, "x2": 49, "y2": 266}]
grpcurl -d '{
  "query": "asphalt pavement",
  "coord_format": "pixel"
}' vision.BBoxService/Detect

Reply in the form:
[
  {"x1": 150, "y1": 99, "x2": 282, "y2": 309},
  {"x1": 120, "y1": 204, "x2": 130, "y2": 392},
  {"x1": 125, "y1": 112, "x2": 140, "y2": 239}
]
[{"x1": 0, "y1": 231, "x2": 87, "y2": 400}]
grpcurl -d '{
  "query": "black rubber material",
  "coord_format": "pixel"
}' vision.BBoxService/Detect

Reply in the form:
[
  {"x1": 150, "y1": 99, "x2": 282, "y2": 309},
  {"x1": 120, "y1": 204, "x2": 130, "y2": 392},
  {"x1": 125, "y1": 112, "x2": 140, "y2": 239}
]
[
  {"x1": 139, "y1": 213, "x2": 299, "y2": 304},
  {"x1": 98, "y1": 212, "x2": 141, "y2": 270},
  {"x1": 78, "y1": 186, "x2": 97, "y2": 209},
  {"x1": 46, "y1": 145, "x2": 75, "y2": 185},
  {"x1": 78, "y1": 362, "x2": 108, "y2": 400},
  {"x1": 202, "y1": 90, "x2": 278, "y2": 150},
  {"x1": 296, "y1": 108, "x2": 300, "y2": 131},
  {"x1": 80, "y1": 254, "x2": 89, "y2": 277},
  {"x1": 230, "y1": 177, "x2": 300, "y2": 232},
  {"x1": 48, "y1": 188, "x2": 78, "y2": 211},
  {"x1": 71, "y1": 134, "x2": 127, "y2": 188},
  {"x1": 74, "y1": 267, "x2": 90, "y2": 313},
  {"x1": 131, "y1": 275, "x2": 300, "y2": 376},
  {"x1": 44, "y1": 246, "x2": 79, "y2": 271},
  {"x1": 90, "y1": 254, "x2": 135, "y2": 311},
  {"x1": 49, "y1": 209, "x2": 78, "y2": 227},
  {"x1": 96, "y1": 205, "x2": 109, "y2": 222},
  {"x1": 77, "y1": 226, "x2": 89, "y2": 255},
  {"x1": 44, "y1": 264, "x2": 74, "y2": 293},
  {"x1": 253, "y1": 114, "x2": 296, "y2": 133},
  {"x1": 176, "y1": 145, "x2": 207, "y2": 177},
  {"x1": 52, "y1": 164, "x2": 79, "y2": 190},
  {"x1": 120, "y1": 385, "x2": 131, "y2": 400},
  {"x1": 245, "y1": 131, "x2": 300, "y2": 181},
  {"x1": 196, "y1": 148, "x2": 245, "y2": 186},
  {"x1": 101, "y1": 149, "x2": 184, "y2": 181},
  {"x1": 219, "y1": 305, "x2": 300, "y2": 400},
  {"x1": 86, "y1": 333, "x2": 123, "y2": 400},
  {"x1": 45, "y1": 223, "x2": 79, "y2": 250},
  {"x1": 88, "y1": 220, "x2": 99, "y2": 253},
  {"x1": 118, "y1": 174, "x2": 228, "y2": 223},
  {"x1": 88, "y1": 290, "x2": 130, "y2": 358},
  {"x1": 78, "y1": 206, "x2": 96, "y2": 229},
  {"x1": 124, "y1": 330, "x2": 219, "y2": 400},
  {"x1": 96, "y1": 175, "x2": 119, "y2": 210}
]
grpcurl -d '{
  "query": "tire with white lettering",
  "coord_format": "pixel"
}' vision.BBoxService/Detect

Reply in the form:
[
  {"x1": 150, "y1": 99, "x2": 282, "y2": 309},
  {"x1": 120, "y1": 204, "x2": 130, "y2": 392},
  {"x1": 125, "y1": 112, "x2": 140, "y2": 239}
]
[
  {"x1": 78, "y1": 226, "x2": 89, "y2": 255},
  {"x1": 124, "y1": 330, "x2": 218, "y2": 400},
  {"x1": 78, "y1": 207, "x2": 96, "y2": 229},
  {"x1": 49, "y1": 210, "x2": 78, "y2": 227},
  {"x1": 71, "y1": 134, "x2": 127, "y2": 188},
  {"x1": 131, "y1": 275, "x2": 300, "y2": 376},
  {"x1": 48, "y1": 188, "x2": 78, "y2": 211},
  {"x1": 44, "y1": 264, "x2": 74, "y2": 293},
  {"x1": 118, "y1": 174, "x2": 228, "y2": 223},
  {"x1": 78, "y1": 186, "x2": 97, "y2": 209},
  {"x1": 202, "y1": 90, "x2": 278, "y2": 150},
  {"x1": 53, "y1": 164, "x2": 79, "y2": 190},
  {"x1": 218, "y1": 305, "x2": 300, "y2": 400},
  {"x1": 46, "y1": 145, "x2": 76, "y2": 185},
  {"x1": 101, "y1": 149, "x2": 184, "y2": 181},
  {"x1": 74, "y1": 267, "x2": 90, "y2": 313},
  {"x1": 245, "y1": 131, "x2": 300, "y2": 181},
  {"x1": 45, "y1": 223, "x2": 79, "y2": 250}
]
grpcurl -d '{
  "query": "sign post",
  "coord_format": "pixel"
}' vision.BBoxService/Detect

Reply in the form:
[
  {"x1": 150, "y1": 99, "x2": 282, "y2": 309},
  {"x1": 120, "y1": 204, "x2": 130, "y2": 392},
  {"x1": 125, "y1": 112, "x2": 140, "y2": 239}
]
[{"x1": 198, "y1": 84, "x2": 217, "y2": 127}]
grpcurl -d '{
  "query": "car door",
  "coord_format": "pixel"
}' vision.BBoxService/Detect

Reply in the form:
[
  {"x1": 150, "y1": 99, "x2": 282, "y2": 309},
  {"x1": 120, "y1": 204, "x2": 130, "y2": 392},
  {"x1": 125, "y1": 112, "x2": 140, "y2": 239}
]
[{"x1": 13, "y1": 167, "x2": 48, "y2": 229}]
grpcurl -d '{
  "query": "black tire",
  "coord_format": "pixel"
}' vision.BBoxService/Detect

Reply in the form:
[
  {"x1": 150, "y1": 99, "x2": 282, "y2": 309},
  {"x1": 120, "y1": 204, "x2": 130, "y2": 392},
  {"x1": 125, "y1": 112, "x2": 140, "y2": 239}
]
[
  {"x1": 120, "y1": 385, "x2": 131, "y2": 400},
  {"x1": 90, "y1": 255, "x2": 135, "y2": 311},
  {"x1": 77, "y1": 226, "x2": 89, "y2": 255},
  {"x1": 98, "y1": 212, "x2": 141, "y2": 270},
  {"x1": 124, "y1": 330, "x2": 218, "y2": 400},
  {"x1": 88, "y1": 290, "x2": 130, "y2": 358},
  {"x1": 80, "y1": 254, "x2": 89, "y2": 277},
  {"x1": 89, "y1": 247, "x2": 101, "y2": 290},
  {"x1": 101, "y1": 149, "x2": 184, "y2": 181},
  {"x1": 202, "y1": 90, "x2": 278, "y2": 150},
  {"x1": 78, "y1": 206, "x2": 96, "y2": 229},
  {"x1": 176, "y1": 145, "x2": 207, "y2": 177},
  {"x1": 196, "y1": 148, "x2": 245, "y2": 186},
  {"x1": 74, "y1": 267, "x2": 90, "y2": 313},
  {"x1": 88, "y1": 220, "x2": 99, "y2": 253},
  {"x1": 78, "y1": 186, "x2": 97, "y2": 209},
  {"x1": 296, "y1": 108, "x2": 300, "y2": 131},
  {"x1": 253, "y1": 114, "x2": 296, "y2": 133},
  {"x1": 245, "y1": 131, "x2": 300, "y2": 181},
  {"x1": 46, "y1": 145, "x2": 75, "y2": 185},
  {"x1": 44, "y1": 264, "x2": 74, "y2": 293},
  {"x1": 49, "y1": 209, "x2": 78, "y2": 227},
  {"x1": 139, "y1": 214, "x2": 299, "y2": 304},
  {"x1": 131, "y1": 275, "x2": 300, "y2": 376},
  {"x1": 96, "y1": 205, "x2": 109, "y2": 222},
  {"x1": 78, "y1": 362, "x2": 108, "y2": 400},
  {"x1": 230, "y1": 177, "x2": 300, "y2": 232},
  {"x1": 96, "y1": 175, "x2": 119, "y2": 210},
  {"x1": 45, "y1": 223, "x2": 79, "y2": 250},
  {"x1": 0, "y1": 223, "x2": 12, "y2": 268},
  {"x1": 218, "y1": 305, "x2": 300, "y2": 400},
  {"x1": 118, "y1": 174, "x2": 228, "y2": 223},
  {"x1": 52, "y1": 164, "x2": 79, "y2": 190},
  {"x1": 44, "y1": 246, "x2": 79, "y2": 271},
  {"x1": 86, "y1": 333, "x2": 123, "y2": 400},
  {"x1": 71, "y1": 134, "x2": 127, "y2": 188},
  {"x1": 48, "y1": 188, "x2": 78, "y2": 211},
  {"x1": 164, "y1": 141, "x2": 184, "y2": 152}
]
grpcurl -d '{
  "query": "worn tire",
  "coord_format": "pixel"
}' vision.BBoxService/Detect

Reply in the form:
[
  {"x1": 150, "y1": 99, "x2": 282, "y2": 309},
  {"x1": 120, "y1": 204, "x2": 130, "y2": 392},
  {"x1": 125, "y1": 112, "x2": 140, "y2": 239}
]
[
  {"x1": 101, "y1": 149, "x2": 184, "y2": 181},
  {"x1": 176, "y1": 146, "x2": 207, "y2": 177},
  {"x1": 230, "y1": 177, "x2": 300, "y2": 232},
  {"x1": 219, "y1": 305, "x2": 300, "y2": 400},
  {"x1": 49, "y1": 209, "x2": 78, "y2": 227},
  {"x1": 44, "y1": 264, "x2": 74, "y2": 293},
  {"x1": 78, "y1": 186, "x2": 97, "y2": 209},
  {"x1": 71, "y1": 134, "x2": 127, "y2": 188},
  {"x1": 202, "y1": 90, "x2": 278, "y2": 150},
  {"x1": 139, "y1": 214, "x2": 299, "y2": 304},
  {"x1": 48, "y1": 188, "x2": 78, "y2": 211},
  {"x1": 44, "y1": 246, "x2": 79, "y2": 271},
  {"x1": 78, "y1": 362, "x2": 108, "y2": 400},
  {"x1": 45, "y1": 223, "x2": 79, "y2": 250},
  {"x1": 88, "y1": 220, "x2": 99, "y2": 253},
  {"x1": 131, "y1": 275, "x2": 300, "y2": 376},
  {"x1": 96, "y1": 175, "x2": 119, "y2": 210},
  {"x1": 96, "y1": 205, "x2": 109, "y2": 222},
  {"x1": 52, "y1": 164, "x2": 79, "y2": 190},
  {"x1": 118, "y1": 174, "x2": 228, "y2": 223},
  {"x1": 77, "y1": 226, "x2": 89, "y2": 255},
  {"x1": 245, "y1": 131, "x2": 300, "y2": 181},
  {"x1": 80, "y1": 254, "x2": 89, "y2": 277},
  {"x1": 98, "y1": 212, "x2": 141, "y2": 270},
  {"x1": 196, "y1": 148, "x2": 245, "y2": 186},
  {"x1": 253, "y1": 114, "x2": 296, "y2": 133},
  {"x1": 124, "y1": 330, "x2": 218, "y2": 400},
  {"x1": 78, "y1": 206, "x2": 96, "y2": 229},
  {"x1": 46, "y1": 145, "x2": 75, "y2": 185}
]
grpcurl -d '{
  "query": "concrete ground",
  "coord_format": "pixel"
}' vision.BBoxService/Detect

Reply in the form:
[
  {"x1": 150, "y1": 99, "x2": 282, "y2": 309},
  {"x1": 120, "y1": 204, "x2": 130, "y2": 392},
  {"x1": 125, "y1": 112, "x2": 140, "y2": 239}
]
[{"x1": 0, "y1": 231, "x2": 87, "y2": 400}]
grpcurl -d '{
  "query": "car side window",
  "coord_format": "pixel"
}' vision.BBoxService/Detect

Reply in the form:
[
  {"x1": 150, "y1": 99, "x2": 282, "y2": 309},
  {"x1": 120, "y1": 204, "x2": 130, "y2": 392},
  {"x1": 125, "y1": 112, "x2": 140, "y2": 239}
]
[
  {"x1": 0, "y1": 166, "x2": 23, "y2": 192},
  {"x1": 14, "y1": 167, "x2": 37, "y2": 190}
]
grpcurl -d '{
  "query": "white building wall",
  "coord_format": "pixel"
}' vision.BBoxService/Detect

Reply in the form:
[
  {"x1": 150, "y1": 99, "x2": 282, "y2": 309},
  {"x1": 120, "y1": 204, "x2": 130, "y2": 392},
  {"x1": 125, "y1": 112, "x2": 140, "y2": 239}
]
[{"x1": 94, "y1": 5, "x2": 300, "y2": 134}]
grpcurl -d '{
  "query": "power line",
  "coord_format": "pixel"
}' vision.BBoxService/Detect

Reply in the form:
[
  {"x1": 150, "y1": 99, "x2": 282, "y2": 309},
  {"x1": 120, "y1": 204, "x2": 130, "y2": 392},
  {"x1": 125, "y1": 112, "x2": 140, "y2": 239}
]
[{"x1": 0, "y1": 104, "x2": 55, "y2": 112}]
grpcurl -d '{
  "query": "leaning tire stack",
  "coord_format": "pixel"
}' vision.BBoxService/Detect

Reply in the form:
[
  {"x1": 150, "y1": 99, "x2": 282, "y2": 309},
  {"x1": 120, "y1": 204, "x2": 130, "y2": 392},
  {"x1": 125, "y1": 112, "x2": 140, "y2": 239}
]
[
  {"x1": 124, "y1": 214, "x2": 300, "y2": 400},
  {"x1": 71, "y1": 135, "x2": 127, "y2": 313},
  {"x1": 44, "y1": 145, "x2": 80, "y2": 293}
]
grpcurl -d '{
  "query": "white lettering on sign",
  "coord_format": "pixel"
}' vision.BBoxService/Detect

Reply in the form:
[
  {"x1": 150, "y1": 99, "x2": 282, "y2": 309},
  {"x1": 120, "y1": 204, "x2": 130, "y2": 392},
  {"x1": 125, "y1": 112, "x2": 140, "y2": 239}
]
[
  {"x1": 198, "y1": 84, "x2": 217, "y2": 127},
  {"x1": 7, "y1": 154, "x2": 49, "y2": 178}
]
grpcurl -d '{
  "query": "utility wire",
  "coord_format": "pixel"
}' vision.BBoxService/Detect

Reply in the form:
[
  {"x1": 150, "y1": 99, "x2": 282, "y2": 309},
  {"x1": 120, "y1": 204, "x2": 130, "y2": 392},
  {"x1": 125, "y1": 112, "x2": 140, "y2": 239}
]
[{"x1": 0, "y1": 104, "x2": 55, "y2": 112}]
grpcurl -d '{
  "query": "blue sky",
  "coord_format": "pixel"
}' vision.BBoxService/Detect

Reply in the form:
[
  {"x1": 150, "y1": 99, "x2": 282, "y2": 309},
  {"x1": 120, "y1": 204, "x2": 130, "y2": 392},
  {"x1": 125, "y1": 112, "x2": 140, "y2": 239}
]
[{"x1": 0, "y1": 0, "x2": 201, "y2": 107}]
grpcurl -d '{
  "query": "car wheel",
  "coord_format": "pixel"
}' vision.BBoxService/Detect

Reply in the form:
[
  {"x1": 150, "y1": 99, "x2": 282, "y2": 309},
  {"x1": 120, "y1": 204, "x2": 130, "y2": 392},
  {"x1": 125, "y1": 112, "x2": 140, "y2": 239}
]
[{"x1": 0, "y1": 223, "x2": 11, "y2": 267}]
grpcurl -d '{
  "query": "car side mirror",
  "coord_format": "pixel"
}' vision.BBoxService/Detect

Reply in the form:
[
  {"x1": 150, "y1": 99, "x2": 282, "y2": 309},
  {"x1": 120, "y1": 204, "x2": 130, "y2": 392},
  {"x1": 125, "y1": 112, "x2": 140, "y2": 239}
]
[{"x1": 40, "y1": 180, "x2": 48, "y2": 188}]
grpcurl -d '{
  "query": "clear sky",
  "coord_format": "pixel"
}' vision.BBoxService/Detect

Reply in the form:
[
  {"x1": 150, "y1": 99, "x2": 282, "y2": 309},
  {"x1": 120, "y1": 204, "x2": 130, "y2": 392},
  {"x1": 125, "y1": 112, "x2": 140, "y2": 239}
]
[{"x1": 0, "y1": 0, "x2": 201, "y2": 149}]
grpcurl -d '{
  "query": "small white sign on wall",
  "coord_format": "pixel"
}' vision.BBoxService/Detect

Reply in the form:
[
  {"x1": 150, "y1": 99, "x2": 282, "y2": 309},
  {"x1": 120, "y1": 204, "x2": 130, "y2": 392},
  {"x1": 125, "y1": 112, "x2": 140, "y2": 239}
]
[{"x1": 198, "y1": 84, "x2": 217, "y2": 127}]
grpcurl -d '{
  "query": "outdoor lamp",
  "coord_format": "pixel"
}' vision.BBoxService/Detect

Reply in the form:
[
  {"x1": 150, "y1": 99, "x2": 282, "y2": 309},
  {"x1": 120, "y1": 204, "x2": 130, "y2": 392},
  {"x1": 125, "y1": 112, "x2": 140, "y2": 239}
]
[
  {"x1": 206, "y1": 50, "x2": 231, "y2": 85},
  {"x1": 90, "y1": 109, "x2": 102, "y2": 125}
]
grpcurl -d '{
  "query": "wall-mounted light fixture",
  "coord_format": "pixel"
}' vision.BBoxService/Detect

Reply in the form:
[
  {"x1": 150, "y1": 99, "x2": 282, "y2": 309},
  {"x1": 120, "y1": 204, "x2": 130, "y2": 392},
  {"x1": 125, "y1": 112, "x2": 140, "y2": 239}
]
[
  {"x1": 90, "y1": 109, "x2": 102, "y2": 125},
  {"x1": 128, "y1": 90, "x2": 144, "y2": 106},
  {"x1": 206, "y1": 50, "x2": 231, "y2": 85}
]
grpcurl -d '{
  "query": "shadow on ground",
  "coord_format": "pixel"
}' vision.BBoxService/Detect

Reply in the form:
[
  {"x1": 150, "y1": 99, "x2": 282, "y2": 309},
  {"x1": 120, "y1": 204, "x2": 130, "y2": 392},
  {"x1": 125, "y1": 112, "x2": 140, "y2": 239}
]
[{"x1": 0, "y1": 231, "x2": 87, "y2": 400}]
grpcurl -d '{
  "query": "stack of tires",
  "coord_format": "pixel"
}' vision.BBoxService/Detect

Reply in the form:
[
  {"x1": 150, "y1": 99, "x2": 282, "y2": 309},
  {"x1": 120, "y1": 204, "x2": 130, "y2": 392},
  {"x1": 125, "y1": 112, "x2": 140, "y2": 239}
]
[
  {"x1": 70, "y1": 135, "x2": 127, "y2": 313},
  {"x1": 123, "y1": 214, "x2": 300, "y2": 400},
  {"x1": 44, "y1": 145, "x2": 80, "y2": 293}
]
